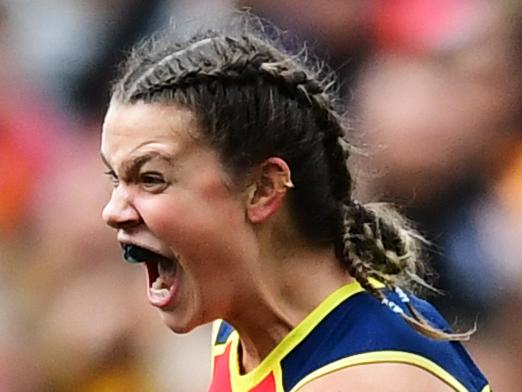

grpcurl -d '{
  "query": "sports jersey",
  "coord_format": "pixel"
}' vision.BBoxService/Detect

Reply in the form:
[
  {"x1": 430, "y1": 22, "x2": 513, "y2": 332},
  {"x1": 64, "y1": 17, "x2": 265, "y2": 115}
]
[{"x1": 208, "y1": 280, "x2": 490, "y2": 392}]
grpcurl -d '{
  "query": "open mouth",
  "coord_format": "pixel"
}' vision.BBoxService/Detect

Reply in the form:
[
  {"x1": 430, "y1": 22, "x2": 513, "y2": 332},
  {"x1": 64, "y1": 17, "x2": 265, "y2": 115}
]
[{"x1": 121, "y1": 244, "x2": 178, "y2": 307}]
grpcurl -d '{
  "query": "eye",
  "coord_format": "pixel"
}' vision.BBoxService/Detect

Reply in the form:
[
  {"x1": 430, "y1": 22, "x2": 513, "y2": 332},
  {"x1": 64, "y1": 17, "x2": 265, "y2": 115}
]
[
  {"x1": 140, "y1": 172, "x2": 168, "y2": 192},
  {"x1": 104, "y1": 170, "x2": 119, "y2": 188}
]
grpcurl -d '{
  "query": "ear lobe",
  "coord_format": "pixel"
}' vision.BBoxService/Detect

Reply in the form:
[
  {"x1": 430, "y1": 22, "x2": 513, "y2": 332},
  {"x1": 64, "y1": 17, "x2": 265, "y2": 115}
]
[{"x1": 246, "y1": 157, "x2": 294, "y2": 224}]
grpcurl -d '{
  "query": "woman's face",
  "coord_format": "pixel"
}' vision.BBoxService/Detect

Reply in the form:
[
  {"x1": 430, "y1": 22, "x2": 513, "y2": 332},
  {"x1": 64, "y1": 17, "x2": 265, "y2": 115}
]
[{"x1": 101, "y1": 101, "x2": 256, "y2": 333}]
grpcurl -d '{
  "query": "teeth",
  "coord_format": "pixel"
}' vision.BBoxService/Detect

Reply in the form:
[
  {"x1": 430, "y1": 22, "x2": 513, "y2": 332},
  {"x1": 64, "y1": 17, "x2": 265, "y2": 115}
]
[
  {"x1": 151, "y1": 268, "x2": 176, "y2": 291},
  {"x1": 151, "y1": 276, "x2": 171, "y2": 298},
  {"x1": 150, "y1": 287, "x2": 170, "y2": 298},
  {"x1": 152, "y1": 277, "x2": 163, "y2": 290}
]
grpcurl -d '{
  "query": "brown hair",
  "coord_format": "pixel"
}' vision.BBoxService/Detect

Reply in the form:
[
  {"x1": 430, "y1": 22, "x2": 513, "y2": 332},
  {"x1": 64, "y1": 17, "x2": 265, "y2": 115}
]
[{"x1": 110, "y1": 15, "x2": 470, "y2": 340}]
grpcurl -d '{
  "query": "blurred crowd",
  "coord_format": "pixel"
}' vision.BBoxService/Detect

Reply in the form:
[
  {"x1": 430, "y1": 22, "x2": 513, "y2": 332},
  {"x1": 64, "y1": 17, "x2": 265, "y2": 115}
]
[{"x1": 0, "y1": 0, "x2": 520, "y2": 390}]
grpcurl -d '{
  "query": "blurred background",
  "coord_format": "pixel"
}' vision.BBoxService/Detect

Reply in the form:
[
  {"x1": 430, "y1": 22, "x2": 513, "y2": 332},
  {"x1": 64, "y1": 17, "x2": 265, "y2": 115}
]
[{"x1": 0, "y1": 0, "x2": 520, "y2": 390}]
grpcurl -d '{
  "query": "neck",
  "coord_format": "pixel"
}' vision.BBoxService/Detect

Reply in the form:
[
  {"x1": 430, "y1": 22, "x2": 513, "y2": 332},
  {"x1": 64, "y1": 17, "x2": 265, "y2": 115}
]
[{"x1": 227, "y1": 244, "x2": 353, "y2": 373}]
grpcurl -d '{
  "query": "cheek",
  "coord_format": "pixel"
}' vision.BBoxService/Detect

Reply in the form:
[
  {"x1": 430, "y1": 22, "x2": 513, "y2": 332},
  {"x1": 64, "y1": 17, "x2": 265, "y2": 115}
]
[{"x1": 139, "y1": 181, "x2": 246, "y2": 251}]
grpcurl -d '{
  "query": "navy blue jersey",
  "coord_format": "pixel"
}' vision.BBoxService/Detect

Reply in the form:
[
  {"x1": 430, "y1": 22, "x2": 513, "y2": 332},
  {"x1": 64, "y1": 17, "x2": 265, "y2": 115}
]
[{"x1": 209, "y1": 280, "x2": 490, "y2": 392}]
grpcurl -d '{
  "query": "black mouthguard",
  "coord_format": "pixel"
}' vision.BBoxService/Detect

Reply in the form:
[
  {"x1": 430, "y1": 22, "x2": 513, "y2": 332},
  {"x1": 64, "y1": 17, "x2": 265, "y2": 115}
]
[{"x1": 121, "y1": 244, "x2": 160, "y2": 264}]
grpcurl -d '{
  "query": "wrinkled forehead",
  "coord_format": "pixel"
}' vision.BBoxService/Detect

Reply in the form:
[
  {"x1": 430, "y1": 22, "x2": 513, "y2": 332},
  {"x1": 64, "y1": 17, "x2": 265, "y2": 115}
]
[{"x1": 101, "y1": 101, "x2": 201, "y2": 162}]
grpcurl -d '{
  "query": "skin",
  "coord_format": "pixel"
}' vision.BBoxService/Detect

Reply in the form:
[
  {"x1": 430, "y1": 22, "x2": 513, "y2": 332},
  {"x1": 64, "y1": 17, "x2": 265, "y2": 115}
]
[{"x1": 101, "y1": 101, "x2": 454, "y2": 389}]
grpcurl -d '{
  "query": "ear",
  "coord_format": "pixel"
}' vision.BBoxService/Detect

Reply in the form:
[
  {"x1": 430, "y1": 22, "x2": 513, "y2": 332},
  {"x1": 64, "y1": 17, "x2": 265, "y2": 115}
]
[{"x1": 246, "y1": 157, "x2": 294, "y2": 224}]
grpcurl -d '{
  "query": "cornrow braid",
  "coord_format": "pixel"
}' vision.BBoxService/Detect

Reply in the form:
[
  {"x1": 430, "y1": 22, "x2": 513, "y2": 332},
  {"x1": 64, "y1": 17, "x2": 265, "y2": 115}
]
[
  {"x1": 117, "y1": 34, "x2": 332, "y2": 115},
  {"x1": 111, "y1": 16, "x2": 470, "y2": 341}
]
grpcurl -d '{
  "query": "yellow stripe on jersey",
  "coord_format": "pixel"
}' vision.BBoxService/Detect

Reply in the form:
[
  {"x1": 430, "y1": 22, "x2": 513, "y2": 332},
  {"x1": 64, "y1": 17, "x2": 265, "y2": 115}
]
[
  {"x1": 210, "y1": 320, "x2": 220, "y2": 377},
  {"x1": 289, "y1": 351, "x2": 479, "y2": 392},
  {"x1": 273, "y1": 362, "x2": 286, "y2": 392},
  {"x1": 211, "y1": 319, "x2": 221, "y2": 347}
]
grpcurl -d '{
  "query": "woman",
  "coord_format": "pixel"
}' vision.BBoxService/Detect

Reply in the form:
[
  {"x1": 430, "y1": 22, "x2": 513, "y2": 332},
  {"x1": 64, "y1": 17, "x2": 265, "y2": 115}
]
[{"x1": 100, "y1": 18, "x2": 490, "y2": 392}]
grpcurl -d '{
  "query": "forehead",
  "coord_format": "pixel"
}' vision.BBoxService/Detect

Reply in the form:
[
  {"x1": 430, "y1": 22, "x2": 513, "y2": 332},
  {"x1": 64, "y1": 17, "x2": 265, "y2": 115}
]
[{"x1": 101, "y1": 101, "x2": 200, "y2": 164}]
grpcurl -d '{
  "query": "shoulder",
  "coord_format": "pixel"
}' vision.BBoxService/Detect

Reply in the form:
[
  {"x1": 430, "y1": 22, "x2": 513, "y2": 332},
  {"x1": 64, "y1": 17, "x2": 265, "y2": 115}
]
[
  {"x1": 282, "y1": 290, "x2": 489, "y2": 392},
  {"x1": 295, "y1": 362, "x2": 456, "y2": 392}
]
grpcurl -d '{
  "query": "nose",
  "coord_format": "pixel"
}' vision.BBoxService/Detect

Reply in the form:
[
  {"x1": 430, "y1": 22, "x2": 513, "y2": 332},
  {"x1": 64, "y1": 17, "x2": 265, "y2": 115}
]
[{"x1": 102, "y1": 186, "x2": 141, "y2": 229}]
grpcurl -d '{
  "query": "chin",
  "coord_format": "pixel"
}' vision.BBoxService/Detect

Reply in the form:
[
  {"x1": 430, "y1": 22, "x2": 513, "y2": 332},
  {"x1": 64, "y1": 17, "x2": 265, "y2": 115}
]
[{"x1": 160, "y1": 311, "x2": 201, "y2": 334}]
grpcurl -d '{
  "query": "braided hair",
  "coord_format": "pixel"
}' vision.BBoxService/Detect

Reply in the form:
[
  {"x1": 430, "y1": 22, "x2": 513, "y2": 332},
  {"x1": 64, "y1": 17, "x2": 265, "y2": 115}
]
[{"x1": 111, "y1": 16, "x2": 470, "y2": 341}]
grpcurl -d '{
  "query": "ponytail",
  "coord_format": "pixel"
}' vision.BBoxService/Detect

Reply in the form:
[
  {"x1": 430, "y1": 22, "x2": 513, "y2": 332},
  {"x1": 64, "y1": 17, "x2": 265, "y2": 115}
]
[{"x1": 339, "y1": 201, "x2": 474, "y2": 341}]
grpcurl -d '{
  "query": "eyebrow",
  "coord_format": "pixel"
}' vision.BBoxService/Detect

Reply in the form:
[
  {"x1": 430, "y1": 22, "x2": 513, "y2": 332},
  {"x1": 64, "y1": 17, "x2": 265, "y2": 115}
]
[{"x1": 101, "y1": 151, "x2": 176, "y2": 177}]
